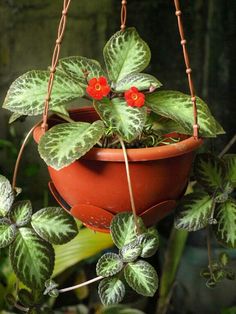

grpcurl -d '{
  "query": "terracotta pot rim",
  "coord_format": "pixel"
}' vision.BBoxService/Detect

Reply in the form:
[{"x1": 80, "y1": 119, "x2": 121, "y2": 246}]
[{"x1": 33, "y1": 106, "x2": 203, "y2": 162}]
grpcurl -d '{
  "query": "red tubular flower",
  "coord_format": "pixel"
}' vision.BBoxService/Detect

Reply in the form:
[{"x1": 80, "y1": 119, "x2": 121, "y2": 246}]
[
  {"x1": 86, "y1": 76, "x2": 111, "y2": 100},
  {"x1": 124, "y1": 86, "x2": 145, "y2": 108}
]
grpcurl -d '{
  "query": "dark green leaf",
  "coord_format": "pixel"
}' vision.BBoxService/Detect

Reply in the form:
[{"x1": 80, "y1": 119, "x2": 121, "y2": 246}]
[
  {"x1": 10, "y1": 200, "x2": 32, "y2": 227},
  {"x1": 206, "y1": 278, "x2": 216, "y2": 288},
  {"x1": 219, "y1": 252, "x2": 230, "y2": 267},
  {"x1": 18, "y1": 289, "x2": 34, "y2": 307},
  {"x1": 95, "y1": 98, "x2": 147, "y2": 142},
  {"x1": 145, "y1": 91, "x2": 225, "y2": 137},
  {"x1": 0, "y1": 221, "x2": 17, "y2": 248},
  {"x1": 138, "y1": 228, "x2": 159, "y2": 258},
  {"x1": 38, "y1": 121, "x2": 105, "y2": 170},
  {"x1": 225, "y1": 270, "x2": 235, "y2": 281},
  {"x1": 31, "y1": 207, "x2": 78, "y2": 245},
  {"x1": 175, "y1": 192, "x2": 213, "y2": 231},
  {"x1": 3, "y1": 70, "x2": 84, "y2": 116},
  {"x1": 0, "y1": 175, "x2": 14, "y2": 217},
  {"x1": 110, "y1": 213, "x2": 146, "y2": 249},
  {"x1": 194, "y1": 153, "x2": 226, "y2": 193},
  {"x1": 98, "y1": 276, "x2": 125, "y2": 305},
  {"x1": 223, "y1": 154, "x2": 236, "y2": 187},
  {"x1": 5, "y1": 293, "x2": 16, "y2": 307},
  {"x1": 120, "y1": 239, "x2": 142, "y2": 262},
  {"x1": 9, "y1": 227, "x2": 54, "y2": 289},
  {"x1": 114, "y1": 73, "x2": 161, "y2": 92},
  {"x1": 124, "y1": 260, "x2": 158, "y2": 297},
  {"x1": 96, "y1": 253, "x2": 123, "y2": 277},
  {"x1": 104, "y1": 27, "x2": 151, "y2": 83},
  {"x1": 214, "y1": 199, "x2": 236, "y2": 248}
]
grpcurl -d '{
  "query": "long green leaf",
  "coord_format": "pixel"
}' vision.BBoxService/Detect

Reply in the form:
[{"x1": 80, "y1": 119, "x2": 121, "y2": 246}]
[
  {"x1": 53, "y1": 228, "x2": 113, "y2": 276},
  {"x1": 58, "y1": 56, "x2": 105, "y2": 83},
  {"x1": 214, "y1": 199, "x2": 236, "y2": 248},
  {"x1": 3, "y1": 70, "x2": 84, "y2": 116},
  {"x1": 95, "y1": 98, "x2": 147, "y2": 142},
  {"x1": 114, "y1": 73, "x2": 161, "y2": 92},
  {"x1": 98, "y1": 276, "x2": 126, "y2": 305},
  {"x1": 0, "y1": 175, "x2": 14, "y2": 217},
  {"x1": 124, "y1": 260, "x2": 158, "y2": 297},
  {"x1": 38, "y1": 121, "x2": 105, "y2": 170},
  {"x1": 9, "y1": 228, "x2": 54, "y2": 289},
  {"x1": 175, "y1": 192, "x2": 213, "y2": 231},
  {"x1": 104, "y1": 27, "x2": 151, "y2": 83},
  {"x1": 31, "y1": 207, "x2": 78, "y2": 245},
  {"x1": 145, "y1": 90, "x2": 225, "y2": 137}
]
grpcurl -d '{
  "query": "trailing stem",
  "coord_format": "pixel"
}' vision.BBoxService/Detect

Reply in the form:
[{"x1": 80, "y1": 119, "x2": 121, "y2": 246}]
[
  {"x1": 118, "y1": 136, "x2": 141, "y2": 234},
  {"x1": 58, "y1": 275, "x2": 103, "y2": 293}
]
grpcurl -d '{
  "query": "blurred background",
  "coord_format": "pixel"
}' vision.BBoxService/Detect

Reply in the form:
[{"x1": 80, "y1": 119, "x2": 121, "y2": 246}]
[{"x1": 0, "y1": 1, "x2": 235, "y2": 313}]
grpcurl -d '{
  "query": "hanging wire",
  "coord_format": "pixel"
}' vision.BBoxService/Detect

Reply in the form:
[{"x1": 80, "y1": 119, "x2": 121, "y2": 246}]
[
  {"x1": 41, "y1": 0, "x2": 72, "y2": 132},
  {"x1": 173, "y1": 0, "x2": 199, "y2": 139}
]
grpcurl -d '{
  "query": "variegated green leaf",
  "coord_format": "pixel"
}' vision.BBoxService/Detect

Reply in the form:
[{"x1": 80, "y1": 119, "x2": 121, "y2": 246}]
[
  {"x1": 138, "y1": 227, "x2": 159, "y2": 258},
  {"x1": 104, "y1": 27, "x2": 151, "y2": 83},
  {"x1": 111, "y1": 213, "x2": 146, "y2": 249},
  {"x1": 0, "y1": 221, "x2": 17, "y2": 248},
  {"x1": 219, "y1": 252, "x2": 229, "y2": 267},
  {"x1": 9, "y1": 227, "x2": 54, "y2": 289},
  {"x1": 145, "y1": 91, "x2": 225, "y2": 137},
  {"x1": 0, "y1": 175, "x2": 14, "y2": 217},
  {"x1": 9, "y1": 200, "x2": 32, "y2": 227},
  {"x1": 31, "y1": 207, "x2": 78, "y2": 245},
  {"x1": 214, "y1": 199, "x2": 236, "y2": 248},
  {"x1": 3, "y1": 70, "x2": 84, "y2": 116},
  {"x1": 96, "y1": 253, "x2": 123, "y2": 277},
  {"x1": 124, "y1": 260, "x2": 158, "y2": 297},
  {"x1": 98, "y1": 276, "x2": 125, "y2": 305},
  {"x1": 9, "y1": 112, "x2": 24, "y2": 124},
  {"x1": 38, "y1": 121, "x2": 105, "y2": 170},
  {"x1": 194, "y1": 153, "x2": 226, "y2": 193},
  {"x1": 95, "y1": 98, "x2": 147, "y2": 142},
  {"x1": 113, "y1": 73, "x2": 161, "y2": 92},
  {"x1": 120, "y1": 239, "x2": 142, "y2": 262},
  {"x1": 223, "y1": 154, "x2": 236, "y2": 187},
  {"x1": 58, "y1": 56, "x2": 105, "y2": 83},
  {"x1": 175, "y1": 192, "x2": 213, "y2": 231}
]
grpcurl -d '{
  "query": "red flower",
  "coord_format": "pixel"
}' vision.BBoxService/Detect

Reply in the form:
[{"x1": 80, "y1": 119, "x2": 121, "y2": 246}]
[
  {"x1": 86, "y1": 76, "x2": 110, "y2": 100},
  {"x1": 124, "y1": 86, "x2": 145, "y2": 107}
]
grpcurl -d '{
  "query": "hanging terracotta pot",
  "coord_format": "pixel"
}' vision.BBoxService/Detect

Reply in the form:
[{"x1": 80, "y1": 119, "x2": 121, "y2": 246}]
[{"x1": 33, "y1": 107, "x2": 203, "y2": 232}]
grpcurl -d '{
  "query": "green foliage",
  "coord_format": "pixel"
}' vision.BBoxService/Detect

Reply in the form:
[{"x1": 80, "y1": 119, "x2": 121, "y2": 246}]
[
  {"x1": 124, "y1": 260, "x2": 158, "y2": 297},
  {"x1": 138, "y1": 228, "x2": 159, "y2": 258},
  {"x1": 10, "y1": 200, "x2": 32, "y2": 227},
  {"x1": 0, "y1": 221, "x2": 17, "y2": 248},
  {"x1": 114, "y1": 73, "x2": 161, "y2": 92},
  {"x1": 0, "y1": 175, "x2": 14, "y2": 217},
  {"x1": 145, "y1": 90, "x2": 224, "y2": 137},
  {"x1": 98, "y1": 277, "x2": 126, "y2": 306},
  {"x1": 223, "y1": 154, "x2": 236, "y2": 187},
  {"x1": 31, "y1": 207, "x2": 78, "y2": 245},
  {"x1": 101, "y1": 305, "x2": 145, "y2": 314},
  {"x1": 3, "y1": 70, "x2": 84, "y2": 115},
  {"x1": 38, "y1": 121, "x2": 105, "y2": 170},
  {"x1": 95, "y1": 98, "x2": 147, "y2": 142},
  {"x1": 96, "y1": 253, "x2": 123, "y2": 277},
  {"x1": 120, "y1": 239, "x2": 142, "y2": 262},
  {"x1": 104, "y1": 27, "x2": 151, "y2": 83}
]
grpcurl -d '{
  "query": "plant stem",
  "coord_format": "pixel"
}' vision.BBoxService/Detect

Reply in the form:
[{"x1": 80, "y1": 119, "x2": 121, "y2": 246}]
[
  {"x1": 118, "y1": 136, "x2": 141, "y2": 234},
  {"x1": 207, "y1": 227, "x2": 214, "y2": 277},
  {"x1": 218, "y1": 133, "x2": 236, "y2": 158},
  {"x1": 59, "y1": 275, "x2": 103, "y2": 293}
]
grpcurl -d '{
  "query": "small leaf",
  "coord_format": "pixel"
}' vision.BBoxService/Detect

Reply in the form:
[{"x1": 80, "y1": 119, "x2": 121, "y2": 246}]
[
  {"x1": 110, "y1": 213, "x2": 146, "y2": 249},
  {"x1": 223, "y1": 154, "x2": 236, "y2": 187},
  {"x1": 95, "y1": 98, "x2": 147, "y2": 142},
  {"x1": 38, "y1": 121, "x2": 105, "y2": 170},
  {"x1": 200, "y1": 269, "x2": 211, "y2": 279},
  {"x1": 214, "y1": 269, "x2": 226, "y2": 282},
  {"x1": 226, "y1": 270, "x2": 236, "y2": 281},
  {"x1": 31, "y1": 207, "x2": 78, "y2": 245},
  {"x1": 3, "y1": 70, "x2": 84, "y2": 116},
  {"x1": 214, "y1": 199, "x2": 236, "y2": 248},
  {"x1": 120, "y1": 239, "x2": 142, "y2": 262},
  {"x1": 124, "y1": 260, "x2": 158, "y2": 297},
  {"x1": 0, "y1": 221, "x2": 17, "y2": 248},
  {"x1": 96, "y1": 253, "x2": 123, "y2": 277},
  {"x1": 18, "y1": 289, "x2": 34, "y2": 307},
  {"x1": 9, "y1": 227, "x2": 55, "y2": 289},
  {"x1": 175, "y1": 192, "x2": 213, "y2": 231},
  {"x1": 145, "y1": 91, "x2": 225, "y2": 137},
  {"x1": 138, "y1": 228, "x2": 159, "y2": 258},
  {"x1": 104, "y1": 27, "x2": 151, "y2": 83},
  {"x1": 5, "y1": 293, "x2": 16, "y2": 307},
  {"x1": 194, "y1": 153, "x2": 226, "y2": 193},
  {"x1": 0, "y1": 175, "x2": 14, "y2": 217},
  {"x1": 58, "y1": 56, "x2": 105, "y2": 83},
  {"x1": 206, "y1": 278, "x2": 216, "y2": 289},
  {"x1": 219, "y1": 252, "x2": 230, "y2": 267},
  {"x1": 48, "y1": 289, "x2": 59, "y2": 298},
  {"x1": 10, "y1": 200, "x2": 32, "y2": 227},
  {"x1": 114, "y1": 73, "x2": 161, "y2": 92},
  {"x1": 98, "y1": 276, "x2": 125, "y2": 305}
]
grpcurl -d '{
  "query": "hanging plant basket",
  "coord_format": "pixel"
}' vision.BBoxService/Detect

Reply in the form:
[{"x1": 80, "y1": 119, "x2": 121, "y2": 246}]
[{"x1": 33, "y1": 106, "x2": 203, "y2": 232}]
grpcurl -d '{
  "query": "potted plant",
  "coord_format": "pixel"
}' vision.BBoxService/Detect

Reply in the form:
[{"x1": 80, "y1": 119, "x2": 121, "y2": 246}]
[{"x1": 3, "y1": 26, "x2": 223, "y2": 232}]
